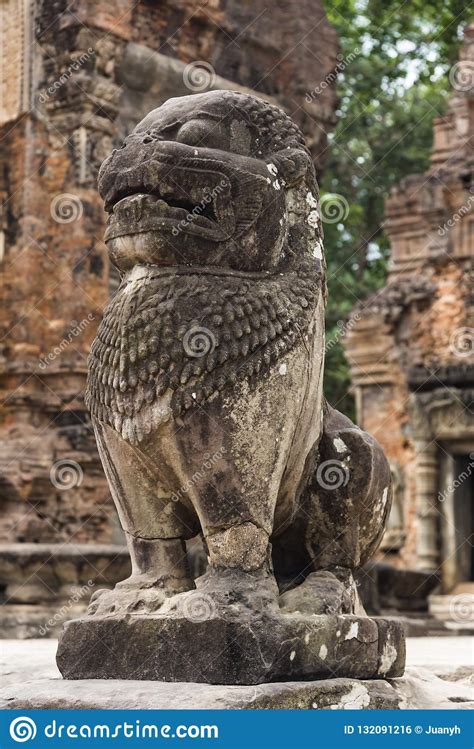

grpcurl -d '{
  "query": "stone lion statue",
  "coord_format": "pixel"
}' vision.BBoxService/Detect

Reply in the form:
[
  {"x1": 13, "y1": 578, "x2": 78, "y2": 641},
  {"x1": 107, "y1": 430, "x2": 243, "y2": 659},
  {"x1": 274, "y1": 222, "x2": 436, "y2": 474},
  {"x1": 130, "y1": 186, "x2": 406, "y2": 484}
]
[{"x1": 57, "y1": 91, "x2": 404, "y2": 684}]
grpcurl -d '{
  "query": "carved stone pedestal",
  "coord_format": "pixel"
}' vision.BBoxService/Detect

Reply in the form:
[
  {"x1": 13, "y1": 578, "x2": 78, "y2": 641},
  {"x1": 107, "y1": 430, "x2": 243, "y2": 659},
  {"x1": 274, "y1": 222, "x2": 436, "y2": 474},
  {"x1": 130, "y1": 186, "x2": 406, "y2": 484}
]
[{"x1": 57, "y1": 610, "x2": 404, "y2": 685}]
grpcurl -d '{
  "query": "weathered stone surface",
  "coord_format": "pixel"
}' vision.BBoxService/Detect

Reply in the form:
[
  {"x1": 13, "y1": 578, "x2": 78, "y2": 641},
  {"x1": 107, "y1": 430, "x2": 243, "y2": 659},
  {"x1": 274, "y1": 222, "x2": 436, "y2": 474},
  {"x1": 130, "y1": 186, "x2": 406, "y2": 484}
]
[
  {"x1": 57, "y1": 609, "x2": 405, "y2": 685},
  {"x1": 0, "y1": 543, "x2": 130, "y2": 594},
  {"x1": 280, "y1": 570, "x2": 357, "y2": 615},
  {"x1": 0, "y1": 0, "x2": 341, "y2": 652},
  {"x1": 2, "y1": 639, "x2": 473, "y2": 710},
  {"x1": 2, "y1": 677, "x2": 402, "y2": 711},
  {"x1": 376, "y1": 563, "x2": 440, "y2": 612}
]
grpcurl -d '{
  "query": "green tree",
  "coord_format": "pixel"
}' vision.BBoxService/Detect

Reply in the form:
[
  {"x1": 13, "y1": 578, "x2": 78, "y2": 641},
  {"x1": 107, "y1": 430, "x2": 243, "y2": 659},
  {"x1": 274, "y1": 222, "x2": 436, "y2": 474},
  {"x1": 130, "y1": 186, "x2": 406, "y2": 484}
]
[{"x1": 322, "y1": 0, "x2": 471, "y2": 418}]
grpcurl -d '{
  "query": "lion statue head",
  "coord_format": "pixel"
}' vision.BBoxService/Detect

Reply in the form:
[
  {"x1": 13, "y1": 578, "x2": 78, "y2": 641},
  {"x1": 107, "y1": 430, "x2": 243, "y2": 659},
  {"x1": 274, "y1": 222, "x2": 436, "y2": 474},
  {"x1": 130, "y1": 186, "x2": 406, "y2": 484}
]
[{"x1": 98, "y1": 90, "x2": 324, "y2": 275}]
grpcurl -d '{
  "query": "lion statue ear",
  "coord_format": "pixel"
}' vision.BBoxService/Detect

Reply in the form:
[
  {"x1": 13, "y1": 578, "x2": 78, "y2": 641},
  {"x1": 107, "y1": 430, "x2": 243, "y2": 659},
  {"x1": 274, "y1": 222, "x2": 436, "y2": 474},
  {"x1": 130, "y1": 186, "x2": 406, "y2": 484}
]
[{"x1": 266, "y1": 149, "x2": 313, "y2": 187}]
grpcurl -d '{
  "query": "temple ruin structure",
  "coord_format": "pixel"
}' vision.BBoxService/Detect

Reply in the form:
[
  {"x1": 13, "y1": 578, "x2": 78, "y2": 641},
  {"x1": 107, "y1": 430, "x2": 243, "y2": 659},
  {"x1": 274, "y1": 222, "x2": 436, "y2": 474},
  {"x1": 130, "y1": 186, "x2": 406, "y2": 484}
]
[{"x1": 345, "y1": 25, "x2": 474, "y2": 598}]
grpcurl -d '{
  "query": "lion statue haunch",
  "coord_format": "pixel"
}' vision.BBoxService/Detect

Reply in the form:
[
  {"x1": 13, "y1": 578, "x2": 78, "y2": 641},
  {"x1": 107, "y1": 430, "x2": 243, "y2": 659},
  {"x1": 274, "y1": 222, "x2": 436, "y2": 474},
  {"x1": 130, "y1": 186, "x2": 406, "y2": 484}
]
[{"x1": 57, "y1": 91, "x2": 405, "y2": 685}]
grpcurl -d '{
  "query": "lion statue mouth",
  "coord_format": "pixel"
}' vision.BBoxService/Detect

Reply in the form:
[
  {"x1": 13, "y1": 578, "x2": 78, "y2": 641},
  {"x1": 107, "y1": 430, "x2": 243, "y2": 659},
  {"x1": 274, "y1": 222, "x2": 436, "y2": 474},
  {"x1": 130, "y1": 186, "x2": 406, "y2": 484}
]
[
  {"x1": 107, "y1": 192, "x2": 222, "y2": 241},
  {"x1": 102, "y1": 143, "x2": 270, "y2": 247}
]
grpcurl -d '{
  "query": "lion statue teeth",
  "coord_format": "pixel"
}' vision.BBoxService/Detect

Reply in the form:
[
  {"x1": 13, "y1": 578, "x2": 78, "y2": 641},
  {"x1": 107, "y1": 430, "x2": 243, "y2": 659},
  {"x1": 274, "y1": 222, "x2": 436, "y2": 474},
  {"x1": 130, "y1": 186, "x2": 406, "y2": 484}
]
[{"x1": 57, "y1": 90, "x2": 405, "y2": 685}]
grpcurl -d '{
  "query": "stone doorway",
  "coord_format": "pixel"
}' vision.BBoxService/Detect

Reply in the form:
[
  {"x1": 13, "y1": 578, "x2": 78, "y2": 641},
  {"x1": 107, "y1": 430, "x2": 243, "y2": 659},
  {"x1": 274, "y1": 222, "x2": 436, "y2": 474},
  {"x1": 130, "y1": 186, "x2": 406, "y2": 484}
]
[
  {"x1": 452, "y1": 454, "x2": 474, "y2": 584},
  {"x1": 439, "y1": 446, "x2": 474, "y2": 592}
]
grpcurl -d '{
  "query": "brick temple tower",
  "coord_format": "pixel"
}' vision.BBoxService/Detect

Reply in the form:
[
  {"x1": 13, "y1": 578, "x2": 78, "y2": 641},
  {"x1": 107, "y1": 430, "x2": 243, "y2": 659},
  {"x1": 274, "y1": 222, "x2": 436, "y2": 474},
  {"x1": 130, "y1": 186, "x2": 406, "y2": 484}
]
[{"x1": 345, "y1": 24, "x2": 474, "y2": 596}]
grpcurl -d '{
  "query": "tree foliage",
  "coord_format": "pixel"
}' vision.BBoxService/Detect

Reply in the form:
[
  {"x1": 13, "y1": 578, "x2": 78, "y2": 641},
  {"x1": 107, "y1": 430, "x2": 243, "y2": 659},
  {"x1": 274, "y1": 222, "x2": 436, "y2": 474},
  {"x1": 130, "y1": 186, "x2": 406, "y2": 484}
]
[{"x1": 321, "y1": 0, "x2": 471, "y2": 417}]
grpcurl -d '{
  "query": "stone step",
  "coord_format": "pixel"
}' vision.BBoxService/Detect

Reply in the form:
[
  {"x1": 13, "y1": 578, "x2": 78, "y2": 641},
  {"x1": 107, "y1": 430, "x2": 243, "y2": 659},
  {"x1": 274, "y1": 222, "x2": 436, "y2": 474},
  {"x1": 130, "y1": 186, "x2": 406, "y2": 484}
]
[{"x1": 428, "y1": 593, "x2": 474, "y2": 629}]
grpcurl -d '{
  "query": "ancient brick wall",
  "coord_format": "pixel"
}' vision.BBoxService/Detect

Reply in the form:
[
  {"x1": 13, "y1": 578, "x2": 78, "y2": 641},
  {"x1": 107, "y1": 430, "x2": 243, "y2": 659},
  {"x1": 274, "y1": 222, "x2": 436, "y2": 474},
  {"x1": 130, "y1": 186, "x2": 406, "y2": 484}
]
[{"x1": 0, "y1": 0, "x2": 339, "y2": 546}]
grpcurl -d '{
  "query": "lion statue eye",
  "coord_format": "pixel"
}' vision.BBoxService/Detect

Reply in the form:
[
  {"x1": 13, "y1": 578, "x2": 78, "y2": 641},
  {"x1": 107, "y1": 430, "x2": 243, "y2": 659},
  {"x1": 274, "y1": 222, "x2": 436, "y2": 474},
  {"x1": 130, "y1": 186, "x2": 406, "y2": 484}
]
[{"x1": 176, "y1": 119, "x2": 228, "y2": 150}]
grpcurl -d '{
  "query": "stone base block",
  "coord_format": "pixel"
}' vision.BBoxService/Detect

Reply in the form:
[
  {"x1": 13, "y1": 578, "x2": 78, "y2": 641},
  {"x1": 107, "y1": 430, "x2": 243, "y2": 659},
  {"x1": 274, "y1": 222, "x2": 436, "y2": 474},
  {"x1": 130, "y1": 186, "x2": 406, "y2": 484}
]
[
  {"x1": 57, "y1": 612, "x2": 405, "y2": 685},
  {"x1": 3, "y1": 639, "x2": 473, "y2": 710}
]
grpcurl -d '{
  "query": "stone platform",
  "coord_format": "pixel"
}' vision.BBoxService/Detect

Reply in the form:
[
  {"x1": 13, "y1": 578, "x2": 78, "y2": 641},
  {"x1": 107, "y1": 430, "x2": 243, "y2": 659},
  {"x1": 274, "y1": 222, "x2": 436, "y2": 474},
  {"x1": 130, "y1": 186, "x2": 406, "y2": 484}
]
[
  {"x1": 1, "y1": 639, "x2": 472, "y2": 710},
  {"x1": 0, "y1": 544, "x2": 130, "y2": 638},
  {"x1": 56, "y1": 612, "x2": 404, "y2": 685}
]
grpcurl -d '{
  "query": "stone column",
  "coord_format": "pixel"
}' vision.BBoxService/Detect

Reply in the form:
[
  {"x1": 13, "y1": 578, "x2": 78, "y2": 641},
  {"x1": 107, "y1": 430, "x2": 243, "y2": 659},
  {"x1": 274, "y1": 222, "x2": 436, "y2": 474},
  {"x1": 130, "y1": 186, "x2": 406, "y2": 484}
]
[
  {"x1": 438, "y1": 451, "x2": 458, "y2": 591},
  {"x1": 413, "y1": 439, "x2": 439, "y2": 570}
]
